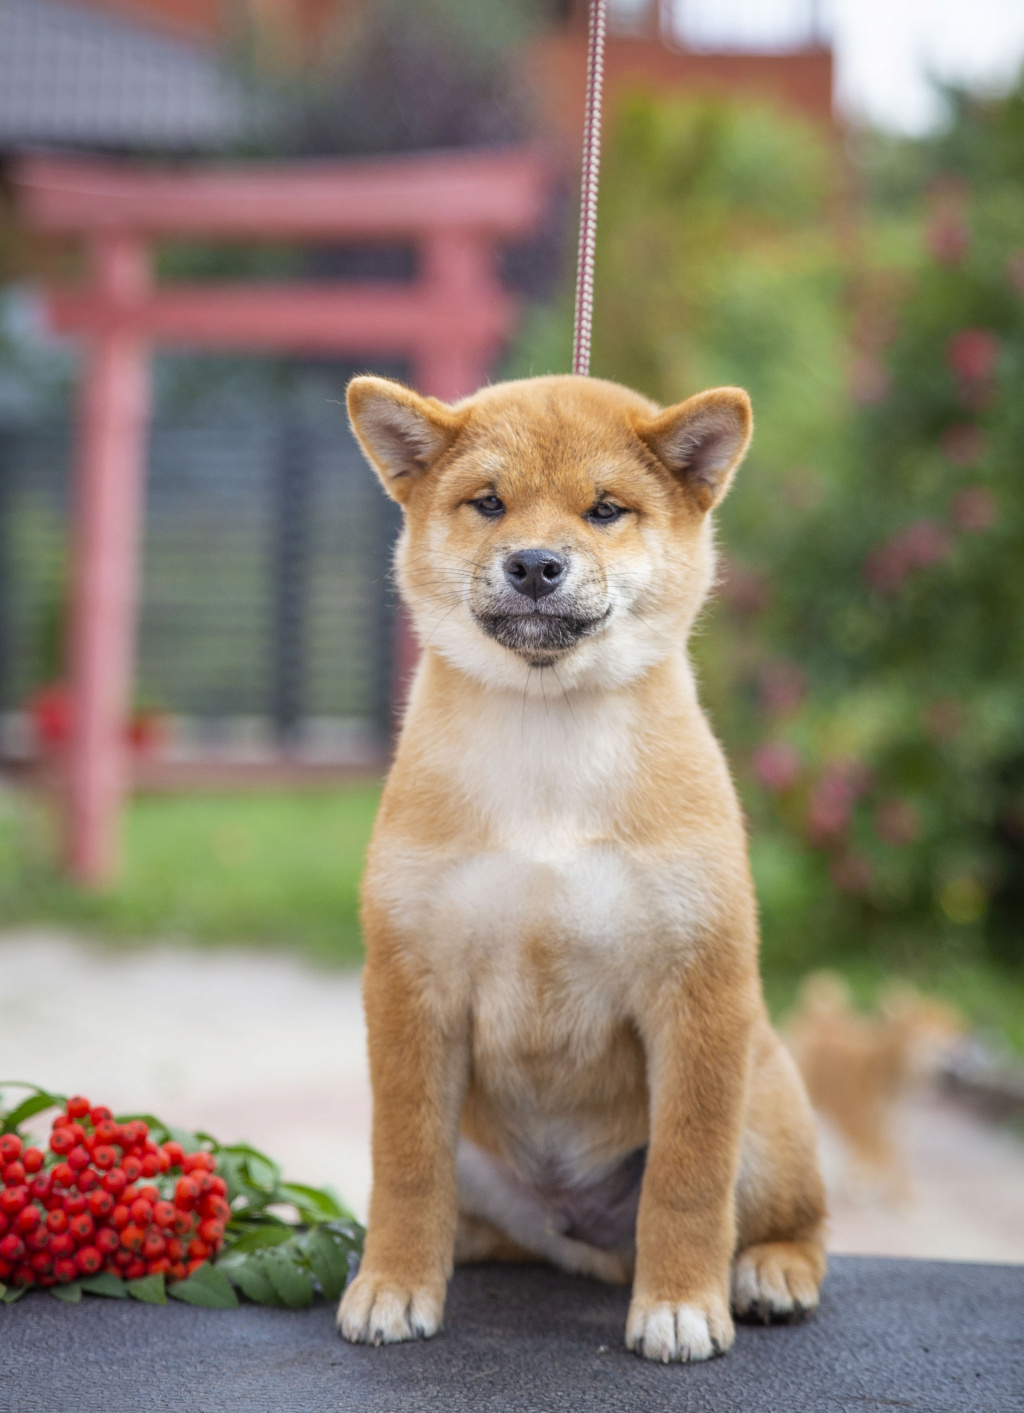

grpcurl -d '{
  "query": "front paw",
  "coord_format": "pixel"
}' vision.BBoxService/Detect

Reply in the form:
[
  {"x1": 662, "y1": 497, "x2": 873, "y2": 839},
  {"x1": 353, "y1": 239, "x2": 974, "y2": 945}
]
[
  {"x1": 625, "y1": 1291, "x2": 734, "y2": 1363},
  {"x1": 337, "y1": 1270, "x2": 446, "y2": 1346}
]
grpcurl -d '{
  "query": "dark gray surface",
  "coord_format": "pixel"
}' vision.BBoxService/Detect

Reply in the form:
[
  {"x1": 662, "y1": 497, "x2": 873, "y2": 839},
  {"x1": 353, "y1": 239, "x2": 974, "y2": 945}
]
[{"x1": 2, "y1": 1256, "x2": 1022, "y2": 1413}]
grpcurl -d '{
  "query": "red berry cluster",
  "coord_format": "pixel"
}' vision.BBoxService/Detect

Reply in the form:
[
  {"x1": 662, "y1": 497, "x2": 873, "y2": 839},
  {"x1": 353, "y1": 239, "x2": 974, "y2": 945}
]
[{"x1": 0, "y1": 1096, "x2": 229, "y2": 1291}]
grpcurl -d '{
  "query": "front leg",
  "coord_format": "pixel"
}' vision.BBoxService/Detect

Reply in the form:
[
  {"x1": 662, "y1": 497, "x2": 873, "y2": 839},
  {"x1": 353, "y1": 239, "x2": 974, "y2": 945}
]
[
  {"x1": 627, "y1": 955, "x2": 756, "y2": 1363},
  {"x1": 338, "y1": 940, "x2": 468, "y2": 1345}
]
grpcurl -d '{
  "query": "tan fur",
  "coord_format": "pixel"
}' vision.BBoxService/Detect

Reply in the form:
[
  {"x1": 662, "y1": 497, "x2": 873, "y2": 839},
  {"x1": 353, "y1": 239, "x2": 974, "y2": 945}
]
[
  {"x1": 338, "y1": 373, "x2": 827, "y2": 1362},
  {"x1": 786, "y1": 972, "x2": 964, "y2": 1201}
]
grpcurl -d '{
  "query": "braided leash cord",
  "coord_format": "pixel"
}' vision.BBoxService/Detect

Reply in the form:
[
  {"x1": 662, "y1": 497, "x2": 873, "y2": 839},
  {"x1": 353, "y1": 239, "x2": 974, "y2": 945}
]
[{"x1": 572, "y1": 0, "x2": 607, "y2": 377}]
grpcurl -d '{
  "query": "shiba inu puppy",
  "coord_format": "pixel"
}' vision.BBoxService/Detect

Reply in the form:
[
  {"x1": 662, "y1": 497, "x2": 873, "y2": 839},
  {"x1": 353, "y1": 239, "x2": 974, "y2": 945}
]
[{"x1": 338, "y1": 374, "x2": 827, "y2": 1363}]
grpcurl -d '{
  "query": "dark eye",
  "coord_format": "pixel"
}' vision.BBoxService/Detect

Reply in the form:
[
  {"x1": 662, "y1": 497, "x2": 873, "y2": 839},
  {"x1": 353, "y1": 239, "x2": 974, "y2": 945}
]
[
  {"x1": 586, "y1": 501, "x2": 625, "y2": 524},
  {"x1": 472, "y1": 494, "x2": 505, "y2": 519}
]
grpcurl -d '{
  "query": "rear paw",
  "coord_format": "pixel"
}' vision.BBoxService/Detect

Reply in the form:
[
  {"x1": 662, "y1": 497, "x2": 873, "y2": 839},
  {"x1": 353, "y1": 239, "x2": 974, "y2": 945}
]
[
  {"x1": 625, "y1": 1292, "x2": 734, "y2": 1363},
  {"x1": 731, "y1": 1241, "x2": 824, "y2": 1324},
  {"x1": 337, "y1": 1270, "x2": 445, "y2": 1345}
]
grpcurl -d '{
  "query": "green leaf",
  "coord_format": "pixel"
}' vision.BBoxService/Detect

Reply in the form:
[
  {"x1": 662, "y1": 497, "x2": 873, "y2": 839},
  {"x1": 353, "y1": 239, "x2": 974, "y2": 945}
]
[
  {"x1": 164, "y1": 1125, "x2": 201, "y2": 1154},
  {"x1": 304, "y1": 1228, "x2": 347, "y2": 1302},
  {"x1": 50, "y1": 1283, "x2": 82, "y2": 1304},
  {"x1": 167, "y1": 1263, "x2": 239, "y2": 1309},
  {"x1": 1, "y1": 1091, "x2": 62, "y2": 1134},
  {"x1": 126, "y1": 1274, "x2": 166, "y2": 1305},
  {"x1": 1, "y1": 1286, "x2": 26, "y2": 1304},
  {"x1": 219, "y1": 1254, "x2": 280, "y2": 1306},
  {"x1": 78, "y1": 1272, "x2": 128, "y2": 1299},
  {"x1": 0, "y1": 1282, "x2": 5, "y2": 1299},
  {"x1": 276, "y1": 1183, "x2": 348, "y2": 1222},
  {"x1": 262, "y1": 1247, "x2": 314, "y2": 1309},
  {"x1": 222, "y1": 1222, "x2": 292, "y2": 1255}
]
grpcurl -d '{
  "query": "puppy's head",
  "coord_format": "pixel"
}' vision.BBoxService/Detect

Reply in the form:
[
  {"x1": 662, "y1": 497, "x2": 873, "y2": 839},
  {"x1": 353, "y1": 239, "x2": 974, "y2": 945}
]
[{"x1": 348, "y1": 374, "x2": 751, "y2": 692}]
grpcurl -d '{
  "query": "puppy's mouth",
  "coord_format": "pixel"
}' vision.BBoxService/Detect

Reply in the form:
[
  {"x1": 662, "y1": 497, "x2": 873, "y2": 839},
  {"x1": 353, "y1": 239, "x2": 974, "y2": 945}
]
[{"x1": 473, "y1": 607, "x2": 611, "y2": 660}]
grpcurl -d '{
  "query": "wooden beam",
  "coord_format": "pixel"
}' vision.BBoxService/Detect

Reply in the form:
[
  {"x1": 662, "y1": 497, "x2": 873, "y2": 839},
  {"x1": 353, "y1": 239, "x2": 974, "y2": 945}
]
[{"x1": 13, "y1": 148, "x2": 550, "y2": 241}]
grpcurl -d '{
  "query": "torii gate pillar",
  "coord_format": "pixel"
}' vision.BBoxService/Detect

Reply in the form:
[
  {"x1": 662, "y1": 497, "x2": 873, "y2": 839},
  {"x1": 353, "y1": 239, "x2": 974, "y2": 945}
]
[{"x1": 14, "y1": 150, "x2": 547, "y2": 887}]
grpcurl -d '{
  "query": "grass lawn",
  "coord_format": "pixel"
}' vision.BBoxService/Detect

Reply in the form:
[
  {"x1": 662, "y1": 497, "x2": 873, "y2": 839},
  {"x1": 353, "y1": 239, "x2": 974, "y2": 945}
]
[
  {"x1": 2, "y1": 783, "x2": 1023, "y2": 1049},
  {"x1": 0, "y1": 785, "x2": 382, "y2": 966}
]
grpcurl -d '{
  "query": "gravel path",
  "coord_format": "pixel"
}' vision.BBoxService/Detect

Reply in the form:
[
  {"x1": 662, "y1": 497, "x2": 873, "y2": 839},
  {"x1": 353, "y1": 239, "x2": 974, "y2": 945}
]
[{"x1": 2, "y1": 929, "x2": 1022, "y2": 1261}]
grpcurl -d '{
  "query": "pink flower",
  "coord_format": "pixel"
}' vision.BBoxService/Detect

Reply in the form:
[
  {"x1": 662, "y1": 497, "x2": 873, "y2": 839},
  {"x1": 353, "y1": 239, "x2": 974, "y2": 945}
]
[
  {"x1": 951, "y1": 486, "x2": 996, "y2": 532},
  {"x1": 757, "y1": 661, "x2": 805, "y2": 716},
  {"x1": 806, "y1": 761, "x2": 870, "y2": 846},
  {"x1": 752, "y1": 742, "x2": 801, "y2": 794},
  {"x1": 945, "y1": 329, "x2": 999, "y2": 384},
  {"x1": 849, "y1": 354, "x2": 890, "y2": 406},
  {"x1": 940, "y1": 422, "x2": 987, "y2": 467},
  {"x1": 901, "y1": 518, "x2": 952, "y2": 568},
  {"x1": 874, "y1": 798, "x2": 921, "y2": 847},
  {"x1": 925, "y1": 212, "x2": 969, "y2": 264}
]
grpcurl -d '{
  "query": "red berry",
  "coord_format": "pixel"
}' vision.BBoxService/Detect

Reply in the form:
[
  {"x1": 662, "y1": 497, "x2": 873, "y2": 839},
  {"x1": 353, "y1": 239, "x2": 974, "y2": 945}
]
[
  {"x1": 147, "y1": 1257, "x2": 171, "y2": 1276},
  {"x1": 11, "y1": 1263, "x2": 35, "y2": 1287},
  {"x1": 120, "y1": 1224, "x2": 144, "y2": 1253},
  {"x1": 102, "y1": 1167, "x2": 127, "y2": 1195},
  {"x1": 175, "y1": 1177, "x2": 200, "y2": 1209},
  {"x1": 153, "y1": 1201, "x2": 176, "y2": 1229},
  {"x1": 170, "y1": 1261, "x2": 187, "y2": 1283},
  {"x1": 172, "y1": 1210, "x2": 194, "y2": 1237},
  {"x1": 0, "y1": 1213, "x2": 7, "y2": 1237},
  {"x1": 208, "y1": 1176, "x2": 227, "y2": 1198},
  {"x1": 188, "y1": 1237, "x2": 209, "y2": 1261},
  {"x1": 122, "y1": 1156, "x2": 142, "y2": 1183},
  {"x1": 200, "y1": 1195, "x2": 230, "y2": 1222},
  {"x1": 161, "y1": 1142, "x2": 185, "y2": 1168},
  {"x1": 122, "y1": 1186, "x2": 140, "y2": 1206},
  {"x1": 30, "y1": 1250, "x2": 53, "y2": 1273},
  {"x1": 82, "y1": 1131, "x2": 97, "y2": 1152},
  {"x1": 89, "y1": 1106, "x2": 113, "y2": 1126},
  {"x1": 125, "y1": 1258, "x2": 147, "y2": 1280},
  {"x1": 195, "y1": 1173, "x2": 214, "y2": 1196},
  {"x1": 0, "y1": 1186, "x2": 28, "y2": 1217},
  {"x1": 50, "y1": 1163, "x2": 74, "y2": 1189},
  {"x1": 54, "y1": 1257, "x2": 78, "y2": 1284},
  {"x1": 166, "y1": 1237, "x2": 184, "y2": 1262},
  {"x1": 0, "y1": 1258, "x2": 10, "y2": 1279},
  {"x1": 76, "y1": 1167, "x2": 99, "y2": 1193},
  {"x1": 157, "y1": 1151, "x2": 171, "y2": 1174},
  {"x1": 21, "y1": 1148, "x2": 44, "y2": 1175},
  {"x1": 96, "y1": 1227, "x2": 120, "y2": 1255},
  {"x1": 2, "y1": 1161, "x2": 26, "y2": 1187},
  {"x1": 29, "y1": 1172, "x2": 52, "y2": 1200},
  {"x1": 75, "y1": 1245, "x2": 102, "y2": 1275},
  {"x1": 14, "y1": 1206, "x2": 40, "y2": 1234},
  {"x1": 88, "y1": 1189, "x2": 114, "y2": 1220},
  {"x1": 66, "y1": 1097, "x2": 90, "y2": 1120},
  {"x1": 49, "y1": 1129, "x2": 73, "y2": 1156},
  {"x1": 26, "y1": 1226, "x2": 50, "y2": 1252},
  {"x1": 49, "y1": 1233, "x2": 74, "y2": 1259},
  {"x1": 138, "y1": 1185, "x2": 160, "y2": 1203},
  {"x1": 110, "y1": 1204, "x2": 130, "y2": 1230},
  {"x1": 93, "y1": 1145, "x2": 117, "y2": 1171},
  {"x1": 130, "y1": 1199, "x2": 153, "y2": 1227},
  {"x1": 140, "y1": 1154, "x2": 159, "y2": 1178},
  {"x1": 46, "y1": 1208, "x2": 69, "y2": 1234},
  {"x1": 142, "y1": 1231, "x2": 166, "y2": 1260},
  {"x1": 186, "y1": 1258, "x2": 205, "y2": 1276},
  {"x1": 69, "y1": 1213, "x2": 94, "y2": 1243},
  {"x1": 0, "y1": 1233, "x2": 25, "y2": 1262},
  {"x1": 94, "y1": 1120, "x2": 119, "y2": 1146},
  {"x1": 0, "y1": 1135, "x2": 22, "y2": 1162},
  {"x1": 62, "y1": 1193, "x2": 87, "y2": 1217},
  {"x1": 67, "y1": 1146, "x2": 90, "y2": 1172}
]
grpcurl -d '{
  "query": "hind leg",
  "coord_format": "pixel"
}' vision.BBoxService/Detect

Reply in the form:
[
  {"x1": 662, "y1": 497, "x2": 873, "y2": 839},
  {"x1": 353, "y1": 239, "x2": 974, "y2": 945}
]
[{"x1": 732, "y1": 1021, "x2": 828, "y2": 1322}]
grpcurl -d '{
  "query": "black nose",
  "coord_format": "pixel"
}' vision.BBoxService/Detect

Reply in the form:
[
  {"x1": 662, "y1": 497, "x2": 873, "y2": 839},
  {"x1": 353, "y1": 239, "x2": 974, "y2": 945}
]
[{"x1": 503, "y1": 548, "x2": 567, "y2": 601}]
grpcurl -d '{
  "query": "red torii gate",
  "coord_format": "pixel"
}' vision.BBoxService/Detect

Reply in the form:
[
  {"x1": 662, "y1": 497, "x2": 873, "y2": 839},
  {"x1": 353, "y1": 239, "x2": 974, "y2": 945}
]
[{"x1": 14, "y1": 148, "x2": 548, "y2": 888}]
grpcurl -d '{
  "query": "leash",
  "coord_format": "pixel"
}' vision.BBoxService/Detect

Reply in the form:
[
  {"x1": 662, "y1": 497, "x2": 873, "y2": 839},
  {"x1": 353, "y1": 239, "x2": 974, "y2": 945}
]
[{"x1": 572, "y1": 0, "x2": 607, "y2": 377}]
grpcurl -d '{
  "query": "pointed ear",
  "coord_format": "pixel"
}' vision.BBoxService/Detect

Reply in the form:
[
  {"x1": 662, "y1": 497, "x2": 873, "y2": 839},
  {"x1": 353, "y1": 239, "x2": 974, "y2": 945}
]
[
  {"x1": 347, "y1": 376, "x2": 464, "y2": 503},
  {"x1": 635, "y1": 387, "x2": 752, "y2": 512}
]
